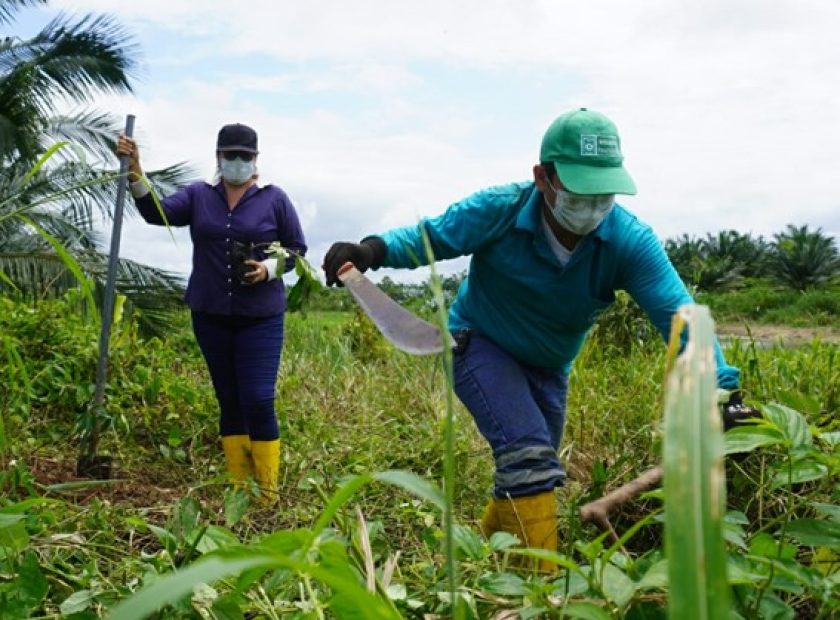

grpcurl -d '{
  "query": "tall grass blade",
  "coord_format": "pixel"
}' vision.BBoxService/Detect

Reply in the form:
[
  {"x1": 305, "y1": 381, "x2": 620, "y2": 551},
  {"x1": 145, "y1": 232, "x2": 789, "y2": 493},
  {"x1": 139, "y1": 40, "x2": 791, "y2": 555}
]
[
  {"x1": 663, "y1": 304, "x2": 730, "y2": 619},
  {"x1": 18, "y1": 215, "x2": 95, "y2": 309}
]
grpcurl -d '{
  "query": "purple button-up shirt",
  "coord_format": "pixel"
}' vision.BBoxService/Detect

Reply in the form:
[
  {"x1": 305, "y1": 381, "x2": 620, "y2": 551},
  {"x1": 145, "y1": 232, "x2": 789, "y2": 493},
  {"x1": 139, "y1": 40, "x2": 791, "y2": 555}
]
[{"x1": 135, "y1": 181, "x2": 307, "y2": 316}]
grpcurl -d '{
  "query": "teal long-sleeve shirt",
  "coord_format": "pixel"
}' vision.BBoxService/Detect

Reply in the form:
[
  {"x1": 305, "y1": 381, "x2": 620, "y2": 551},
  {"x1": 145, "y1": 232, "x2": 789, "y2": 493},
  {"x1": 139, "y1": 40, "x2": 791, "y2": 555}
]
[{"x1": 377, "y1": 181, "x2": 740, "y2": 389}]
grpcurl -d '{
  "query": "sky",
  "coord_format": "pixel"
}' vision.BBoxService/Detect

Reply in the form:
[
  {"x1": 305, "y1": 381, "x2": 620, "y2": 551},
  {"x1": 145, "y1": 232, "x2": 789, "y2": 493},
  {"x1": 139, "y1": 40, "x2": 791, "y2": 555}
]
[{"x1": 13, "y1": 0, "x2": 840, "y2": 283}]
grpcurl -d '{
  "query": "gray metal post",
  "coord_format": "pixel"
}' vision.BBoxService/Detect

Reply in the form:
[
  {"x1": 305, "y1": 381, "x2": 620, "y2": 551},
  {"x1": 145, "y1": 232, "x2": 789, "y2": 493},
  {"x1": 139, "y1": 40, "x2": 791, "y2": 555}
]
[{"x1": 80, "y1": 114, "x2": 135, "y2": 475}]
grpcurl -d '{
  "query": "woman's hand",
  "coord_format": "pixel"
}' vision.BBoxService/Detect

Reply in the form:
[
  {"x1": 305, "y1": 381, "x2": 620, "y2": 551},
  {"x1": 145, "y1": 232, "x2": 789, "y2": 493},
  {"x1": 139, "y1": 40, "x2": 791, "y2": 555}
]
[
  {"x1": 242, "y1": 260, "x2": 269, "y2": 285},
  {"x1": 116, "y1": 133, "x2": 144, "y2": 181}
]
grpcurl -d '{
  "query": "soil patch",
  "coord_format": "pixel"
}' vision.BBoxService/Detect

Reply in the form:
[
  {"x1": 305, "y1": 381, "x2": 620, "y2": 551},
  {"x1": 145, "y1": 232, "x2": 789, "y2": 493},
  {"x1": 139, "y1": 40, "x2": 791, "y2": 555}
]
[{"x1": 717, "y1": 324, "x2": 840, "y2": 345}]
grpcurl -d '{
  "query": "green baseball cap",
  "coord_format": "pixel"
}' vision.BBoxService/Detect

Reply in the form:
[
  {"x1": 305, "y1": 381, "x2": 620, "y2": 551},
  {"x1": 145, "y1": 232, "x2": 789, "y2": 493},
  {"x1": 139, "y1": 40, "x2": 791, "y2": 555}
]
[{"x1": 539, "y1": 108, "x2": 637, "y2": 195}]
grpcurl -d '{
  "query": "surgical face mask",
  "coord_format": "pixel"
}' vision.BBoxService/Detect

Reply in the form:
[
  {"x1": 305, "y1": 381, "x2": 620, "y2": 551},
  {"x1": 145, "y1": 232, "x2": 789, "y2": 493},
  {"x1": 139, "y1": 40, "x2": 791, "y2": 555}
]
[
  {"x1": 219, "y1": 157, "x2": 255, "y2": 185},
  {"x1": 547, "y1": 183, "x2": 615, "y2": 235}
]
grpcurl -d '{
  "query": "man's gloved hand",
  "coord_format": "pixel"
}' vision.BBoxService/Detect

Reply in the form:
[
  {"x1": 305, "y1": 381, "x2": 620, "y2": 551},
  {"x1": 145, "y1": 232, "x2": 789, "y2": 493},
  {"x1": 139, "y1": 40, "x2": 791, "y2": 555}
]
[
  {"x1": 721, "y1": 390, "x2": 760, "y2": 431},
  {"x1": 322, "y1": 236, "x2": 387, "y2": 286}
]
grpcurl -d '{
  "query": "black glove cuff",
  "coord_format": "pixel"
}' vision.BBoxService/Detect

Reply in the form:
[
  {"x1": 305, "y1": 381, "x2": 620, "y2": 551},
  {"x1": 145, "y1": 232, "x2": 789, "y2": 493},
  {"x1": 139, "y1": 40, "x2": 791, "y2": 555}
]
[{"x1": 360, "y1": 235, "x2": 387, "y2": 269}]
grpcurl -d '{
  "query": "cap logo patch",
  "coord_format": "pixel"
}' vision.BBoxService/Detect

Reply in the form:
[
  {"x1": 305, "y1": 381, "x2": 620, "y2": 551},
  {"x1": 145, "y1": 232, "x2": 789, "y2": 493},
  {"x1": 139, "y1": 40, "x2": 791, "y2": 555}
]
[{"x1": 580, "y1": 134, "x2": 620, "y2": 157}]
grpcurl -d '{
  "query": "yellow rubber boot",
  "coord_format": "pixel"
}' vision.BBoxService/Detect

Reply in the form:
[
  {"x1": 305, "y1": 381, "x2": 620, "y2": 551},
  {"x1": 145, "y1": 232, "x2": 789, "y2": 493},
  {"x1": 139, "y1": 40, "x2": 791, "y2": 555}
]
[
  {"x1": 221, "y1": 435, "x2": 253, "y2": 483},
  {"x1": 495, "y1": 491, "x2": 558, "y2": 572},
  {"x1": 480, "y1": 499, "x2": 501, "y2": 539},
  {"x1": 251, "y1": 439, "x2": 281, "y2": 505}
]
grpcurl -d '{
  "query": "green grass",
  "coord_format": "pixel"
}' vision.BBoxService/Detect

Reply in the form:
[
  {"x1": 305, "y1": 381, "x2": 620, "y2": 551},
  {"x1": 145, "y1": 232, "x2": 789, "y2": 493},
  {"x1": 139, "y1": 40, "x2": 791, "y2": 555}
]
[
  {"x1": 697, "y1": 281, "x2": 840, "y2": 326},
  {"x1": 1, "y1": 294, "x2": 838, "y2": 618}
]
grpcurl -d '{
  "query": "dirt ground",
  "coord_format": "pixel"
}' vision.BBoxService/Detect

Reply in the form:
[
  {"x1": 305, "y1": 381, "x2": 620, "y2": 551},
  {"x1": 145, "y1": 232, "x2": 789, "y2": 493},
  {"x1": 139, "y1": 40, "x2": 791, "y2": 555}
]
[{"x1": 717, "y1": 323, "x2": 840, "y2": 345}]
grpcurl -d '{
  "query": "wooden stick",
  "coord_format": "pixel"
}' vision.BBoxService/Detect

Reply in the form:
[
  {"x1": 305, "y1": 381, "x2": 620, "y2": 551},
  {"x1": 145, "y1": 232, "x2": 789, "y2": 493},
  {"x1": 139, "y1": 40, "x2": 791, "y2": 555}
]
[{"x1": 579, "y1": 465, "x2": 663, "y2": 531}]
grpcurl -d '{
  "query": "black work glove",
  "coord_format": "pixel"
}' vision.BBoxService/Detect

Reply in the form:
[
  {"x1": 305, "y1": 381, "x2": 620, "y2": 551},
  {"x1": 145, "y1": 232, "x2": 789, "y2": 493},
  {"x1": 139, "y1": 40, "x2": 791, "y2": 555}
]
[
  {"x1": 721, "y1": 391, "x2": 760, "y2": 431},
  {"x1": 322, "y1": 236, "x2": 387, "y2": 286}
]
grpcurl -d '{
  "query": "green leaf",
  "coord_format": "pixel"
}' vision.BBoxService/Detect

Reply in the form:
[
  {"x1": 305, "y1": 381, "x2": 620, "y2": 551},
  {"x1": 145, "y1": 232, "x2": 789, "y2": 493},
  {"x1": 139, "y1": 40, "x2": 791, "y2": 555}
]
[
  {"x1": 108, "y1": 549, "x2": 401, "y2": 620},
  {"x1": 195, "y1": 525, "x2": 239, "y2": 554},
  {"x1": 223, "y1": 488, "x2": 250, "y2": 527},
  {"x1": 16, "y1": 552, "x2": 48, "y2": 607},
  {"x1": 478, "y1": 572, "x2": 529, "y2": 596},
  {"x1": 452, "y1": 524, "x2": 484, "y2": 560},
  {"x1": 373, "y1": 470, "x2": 446, "y2": 510},
  {"x1": 761, "y1": 403, "x2": 812, "y2": 448},
  {"x1": 60, "y1": 589, "x2": 95, "y2": 615},
  {"x1": 600, "y1": 563, "x2": 635, "y2": 609},
  {"x1": 662, "y1": 305, "x2": 730, "y2": 620},
  {"x1": 770, "y1": 460, "x2": 829, "y2": 489},
  {"x1": 505, "y1": 548, "x2": 586, "y2": 575},
  {"x1": 0, "y1": 521, "x2": 29, "y2": 553},
  {"x1": 724, "y1": 426, "x2": 784, "y2": 455},
  {"x1": 811, "y1": 502, "x2": 840, "y2": 523},
  {"x1": 636, "y1": 559, "x2": 669, "y2": 590},
  {"x1": 489, "y1": 531, "x2": 519, "y2": 551},
  {"x1": 560, "y1": 602, "x2": 614, "y2": 620},
  {"x1": 817, "y1": 431, "x2": 840, "y2": 446},
  {"x1": 211, "y1": 596, "x2": 244, "y2": 620},
  {"x1": 22, "y1": 141, "x2": 69, "y2": 185},
  {"x1": 785, "y1": 519, "x2": 840, "y2": 550},
  {"x1": 19, "y1": 215, "x2": 95, "y2": 310}
]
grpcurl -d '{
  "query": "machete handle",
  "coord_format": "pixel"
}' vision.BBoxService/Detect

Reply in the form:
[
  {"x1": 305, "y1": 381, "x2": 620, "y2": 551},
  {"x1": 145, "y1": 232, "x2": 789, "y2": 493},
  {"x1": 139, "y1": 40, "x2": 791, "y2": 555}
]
[
  {"x1": 337, "y1": 261, "x2": 355, "y2": 277},
  {"x1": 579, "y1": 465, "x2": 663, "y2": 530}
]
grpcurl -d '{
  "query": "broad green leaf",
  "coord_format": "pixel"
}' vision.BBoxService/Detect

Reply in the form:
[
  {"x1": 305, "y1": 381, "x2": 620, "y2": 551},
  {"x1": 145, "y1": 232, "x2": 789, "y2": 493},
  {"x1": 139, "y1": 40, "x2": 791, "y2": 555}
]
[
  {"x1": 811, "y1": 502, "x2": 840, "y2": 523},
  {"x1": 0, "y1": 520, "x2": 29, "y2": 553},
  {"x1": 17, "y1": 553, "x2": 48, "y2": 607},
  {"x1": 195, "y1": 525, "x2": 239, "y2": 554},
  {"x1": 662, "y1": 305, "x2": 730, "y2": 620},
  {"x1": 489, "y1": 531, "x2": 519, "y2": 551},
  {"x1": 211, "y1": 596, "x2": 244, "y2": 620},
  {"x1": 108, "y1": 549, "x2": 401, "y2": 620},
  {"x1": 761, "y1": 403, "x2": 812, "y2": 448},
  {"x1": 478, "y1": 572, "x2": 529, "y2": 596},
  {"x1": 770, "y1": 460, "x2": 829, "y2": 489},
  {"x1": 560, "y1": 602, "x2": 614, "y2": 620},
  {"x1": 452, "y1": 524, "x2": 484, "y2": 560},
  {"x1": 785, "y1": 519, "x2": 840, "y2": 550},
  {"x1": 817, "y1": 431, "x2": 840, "y2": 446},
  {"x1": 506, "y1": 548, "x2": 586, "y2": 575},
  {"x1": 373, "y1": 470, "x2": 446, "y2": 510},
  {"x1": 223, "y1": 488, "x2": 250, "y2": 527},
  {"x1": 60, "y1": 589, "x2": 95, "y2": 615},
  {"x1": 724, "y1": 426, "x2": 784, "y2": 455},
  {"x1": 637, "y1": 559, "x2": 669, "y2": 590},
  {"x1": 600, "y1": 563, "x2": 635, "y2": 609}
]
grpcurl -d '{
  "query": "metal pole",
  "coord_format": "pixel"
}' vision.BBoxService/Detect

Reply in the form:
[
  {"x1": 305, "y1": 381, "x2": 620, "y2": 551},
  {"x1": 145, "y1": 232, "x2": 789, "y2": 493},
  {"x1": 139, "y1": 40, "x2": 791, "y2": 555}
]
[{"x1": 79, "y1": 114, "x2": 135, "y2": 476}]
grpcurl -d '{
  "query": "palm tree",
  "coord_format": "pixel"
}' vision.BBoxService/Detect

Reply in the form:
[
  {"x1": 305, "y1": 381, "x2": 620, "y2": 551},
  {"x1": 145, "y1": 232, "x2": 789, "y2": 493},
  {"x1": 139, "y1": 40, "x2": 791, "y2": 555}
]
[
  {"x1": 0, "y1": 1, "x2": 195, "y2": 334},
  {"x1": 768, "y1": 224, "x2": 839, "y2": 291}
]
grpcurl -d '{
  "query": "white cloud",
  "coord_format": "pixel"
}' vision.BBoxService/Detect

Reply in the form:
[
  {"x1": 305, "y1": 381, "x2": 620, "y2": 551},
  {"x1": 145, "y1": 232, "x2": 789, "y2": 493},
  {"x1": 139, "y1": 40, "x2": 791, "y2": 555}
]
[{"x1": 39, "y1": 0, "x2": 840, "y2": 279}]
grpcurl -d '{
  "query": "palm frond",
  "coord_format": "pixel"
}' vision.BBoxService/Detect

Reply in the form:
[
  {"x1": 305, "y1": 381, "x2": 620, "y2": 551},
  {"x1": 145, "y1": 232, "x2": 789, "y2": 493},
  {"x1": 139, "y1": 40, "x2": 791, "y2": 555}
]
[
  {"x1": 26, "y1": 13, "x2": 138, "y2": 106},
  {"x1": 0, "y1": 0, "x2": 46, "y2": 26},
  {"x1": 42, "y1": 108, "x2": 123, "y2": 164}
]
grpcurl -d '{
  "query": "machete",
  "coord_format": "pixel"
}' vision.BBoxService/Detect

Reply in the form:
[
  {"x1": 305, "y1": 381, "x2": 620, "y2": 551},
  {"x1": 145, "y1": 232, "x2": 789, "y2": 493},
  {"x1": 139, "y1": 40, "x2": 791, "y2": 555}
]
[{"x1": 337, "y1": 262, "x2": 454, "y2": 355}]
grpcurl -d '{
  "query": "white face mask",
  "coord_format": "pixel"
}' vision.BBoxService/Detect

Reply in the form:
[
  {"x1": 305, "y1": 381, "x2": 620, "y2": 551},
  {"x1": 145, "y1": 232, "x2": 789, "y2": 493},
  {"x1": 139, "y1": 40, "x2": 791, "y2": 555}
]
[
  {"x1": 220, "y1": 158, "x2": 255, "y2": 185},
  {"x1": 547, "y1": 183, "x2": 615, "y2": 235}
]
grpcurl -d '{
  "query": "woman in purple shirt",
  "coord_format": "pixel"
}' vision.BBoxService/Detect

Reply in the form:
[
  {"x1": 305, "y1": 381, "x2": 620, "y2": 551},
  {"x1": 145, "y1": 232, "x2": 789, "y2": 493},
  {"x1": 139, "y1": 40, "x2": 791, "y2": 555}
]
[{"x1": 117, "y1": 123, "x2": 307, "y2": 503}]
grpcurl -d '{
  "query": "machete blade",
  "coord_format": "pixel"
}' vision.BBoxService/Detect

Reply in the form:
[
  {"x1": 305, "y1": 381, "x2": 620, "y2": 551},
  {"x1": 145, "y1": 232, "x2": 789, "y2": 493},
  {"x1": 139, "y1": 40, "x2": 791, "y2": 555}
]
[{"x1": 337, "y1": 262, "x2": 453, "y2": 355}]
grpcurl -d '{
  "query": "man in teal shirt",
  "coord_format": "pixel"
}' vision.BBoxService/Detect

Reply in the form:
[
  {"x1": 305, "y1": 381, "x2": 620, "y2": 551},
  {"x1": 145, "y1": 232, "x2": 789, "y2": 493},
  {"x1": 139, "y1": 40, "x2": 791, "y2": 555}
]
[{"x1": 324, "y1": 108, "x2": 748, "y2": 568}]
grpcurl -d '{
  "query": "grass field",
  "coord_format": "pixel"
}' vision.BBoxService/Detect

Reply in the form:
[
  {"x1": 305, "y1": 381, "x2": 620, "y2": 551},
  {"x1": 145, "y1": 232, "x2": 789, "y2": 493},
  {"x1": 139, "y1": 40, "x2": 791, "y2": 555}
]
[{"x1": 0, "y1": 295, "x2": 838, "y2": 618}]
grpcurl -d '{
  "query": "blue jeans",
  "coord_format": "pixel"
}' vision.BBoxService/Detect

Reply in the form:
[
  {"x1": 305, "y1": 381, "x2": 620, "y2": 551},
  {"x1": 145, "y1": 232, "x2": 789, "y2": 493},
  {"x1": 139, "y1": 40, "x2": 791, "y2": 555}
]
[
  {"x1": 191, "y1": 311, "x2": 284, "y2": 441},
  {"x1": 453, "y1": 330, "x2": 567, "y2": 498}
]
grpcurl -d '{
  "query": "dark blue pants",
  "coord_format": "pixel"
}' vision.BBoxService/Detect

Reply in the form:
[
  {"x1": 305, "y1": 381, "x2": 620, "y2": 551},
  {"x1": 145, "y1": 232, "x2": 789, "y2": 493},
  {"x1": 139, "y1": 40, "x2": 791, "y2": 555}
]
[
  {"x1": 452, "y1": 331, "x2": 567, "y2": 498},
  {"x1": 191, "y1": 311, "x2": 284, "y2": 441}
]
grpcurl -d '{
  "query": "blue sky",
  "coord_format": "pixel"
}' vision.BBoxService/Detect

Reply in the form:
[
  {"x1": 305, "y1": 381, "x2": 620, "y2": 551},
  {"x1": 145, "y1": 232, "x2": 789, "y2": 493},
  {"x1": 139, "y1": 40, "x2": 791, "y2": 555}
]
[{"x1": 14, "y1": 0, "x2": 840, "y2": 282}]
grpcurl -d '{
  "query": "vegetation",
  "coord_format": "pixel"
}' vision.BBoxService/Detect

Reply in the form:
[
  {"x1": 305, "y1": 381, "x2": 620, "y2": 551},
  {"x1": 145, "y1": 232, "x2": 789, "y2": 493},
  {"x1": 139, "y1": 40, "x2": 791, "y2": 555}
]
[
  {"x1": 663, "y1": 227, "x2": 839, "y2": 293},
  {"x1": 0, "y1": 0, "x2": 194, "y2": 334},
  {"x1": 1, "y1": 291, "x2": 837, "y2": 619}
]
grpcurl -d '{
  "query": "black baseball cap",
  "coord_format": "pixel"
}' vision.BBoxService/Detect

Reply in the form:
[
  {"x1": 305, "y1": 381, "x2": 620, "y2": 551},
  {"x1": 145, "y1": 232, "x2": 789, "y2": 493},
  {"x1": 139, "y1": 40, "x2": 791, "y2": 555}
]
[{"x1": 216, "y1": 123, "x2": 258, "y2": 153}]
